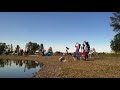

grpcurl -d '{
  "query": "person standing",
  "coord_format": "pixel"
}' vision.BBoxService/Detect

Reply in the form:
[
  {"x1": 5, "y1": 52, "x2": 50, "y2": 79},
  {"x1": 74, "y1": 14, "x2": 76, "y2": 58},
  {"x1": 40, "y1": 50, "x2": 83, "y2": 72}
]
[
  {"x1": 75, "y1": 42, "x2": 81, "y2": 60},
  {"x1": 82, "y1": 42, "x2": 85, "y2": 60},
  {"x1": 84, "y1": 41, "x2": 90, "y2": 60}
]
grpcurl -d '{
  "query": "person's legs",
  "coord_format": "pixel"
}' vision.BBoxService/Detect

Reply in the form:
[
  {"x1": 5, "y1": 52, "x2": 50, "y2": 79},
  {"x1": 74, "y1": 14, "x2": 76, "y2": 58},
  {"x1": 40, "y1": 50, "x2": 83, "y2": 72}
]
[
  {"x1": 85, "y1": 52, "x2": 88, "y2": 60},
  {"x1": 75, "y1": 51, "x2": 77, "y2": 60},
  {"x1": 76, "y1": 51, "x2": 80, "y2": 60},
  {"x1": 85, "y1": 52, "x2": 87, "y2": 60},
  {"x1": 76, "y1": 52, "x2": 78, "y2": 60},
  {"x1": 86, "y1": 52, "x2": 89, "y2": 60},
  {"x1": 78, "y1": 52, "x2": 80, "y2": 60},
  {"x1": 72, "y1": 52, "x2": 76, "y2": 60},
  {"x1": 83, "y1": 49, "x2": 86, "y2": 60},
  {"x1": 79, "y1": 52, "x2": 82, "y2": 60}
]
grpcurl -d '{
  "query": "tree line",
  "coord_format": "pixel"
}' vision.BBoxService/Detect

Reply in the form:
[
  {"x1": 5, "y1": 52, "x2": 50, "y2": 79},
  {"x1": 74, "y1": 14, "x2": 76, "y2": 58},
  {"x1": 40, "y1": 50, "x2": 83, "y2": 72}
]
[{"x1": 0, "y1": 41, "x2": 53, "y2": 55}]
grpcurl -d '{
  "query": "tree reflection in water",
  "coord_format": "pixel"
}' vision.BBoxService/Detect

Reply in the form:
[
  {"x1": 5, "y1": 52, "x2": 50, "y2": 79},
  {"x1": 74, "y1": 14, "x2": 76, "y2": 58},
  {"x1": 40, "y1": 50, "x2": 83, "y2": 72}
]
[{"x1": 0, "y1": 59, "x2": 42, "y2": 72}]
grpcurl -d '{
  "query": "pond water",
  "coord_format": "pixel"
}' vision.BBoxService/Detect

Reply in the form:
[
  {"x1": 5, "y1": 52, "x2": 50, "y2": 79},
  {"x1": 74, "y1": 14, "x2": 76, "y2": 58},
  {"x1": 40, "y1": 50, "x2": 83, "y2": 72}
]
[{"x1": 0, "y1": 59, "x2": 43, "y2": 78}]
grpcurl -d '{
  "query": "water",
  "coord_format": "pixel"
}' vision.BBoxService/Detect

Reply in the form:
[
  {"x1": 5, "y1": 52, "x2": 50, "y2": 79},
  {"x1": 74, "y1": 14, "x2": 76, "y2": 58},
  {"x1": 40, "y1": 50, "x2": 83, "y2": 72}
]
[{"x1": 0, "y1": 59, "x2": 43, "y2": 78}]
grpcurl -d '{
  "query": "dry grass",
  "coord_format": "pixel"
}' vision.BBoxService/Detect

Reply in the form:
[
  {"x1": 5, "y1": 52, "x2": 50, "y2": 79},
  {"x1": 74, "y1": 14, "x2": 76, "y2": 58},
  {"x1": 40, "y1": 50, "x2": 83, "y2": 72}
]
[{"x1": 0, "y1": 54, "x2": 120, "y2": 78}]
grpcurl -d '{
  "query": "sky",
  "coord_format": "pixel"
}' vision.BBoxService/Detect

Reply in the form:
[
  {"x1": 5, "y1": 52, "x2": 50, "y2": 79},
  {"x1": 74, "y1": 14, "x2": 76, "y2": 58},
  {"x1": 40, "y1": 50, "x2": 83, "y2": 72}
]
[{"x1": 0, "y1": 12, "x2": 115, "y2": 53}]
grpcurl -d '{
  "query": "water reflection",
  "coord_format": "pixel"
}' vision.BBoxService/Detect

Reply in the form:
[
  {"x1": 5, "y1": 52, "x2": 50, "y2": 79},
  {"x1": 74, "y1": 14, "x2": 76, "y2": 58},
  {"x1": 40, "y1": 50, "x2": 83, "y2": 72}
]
[{"x1": 0, "y1": 59, "x2": 43, "y2": 78}]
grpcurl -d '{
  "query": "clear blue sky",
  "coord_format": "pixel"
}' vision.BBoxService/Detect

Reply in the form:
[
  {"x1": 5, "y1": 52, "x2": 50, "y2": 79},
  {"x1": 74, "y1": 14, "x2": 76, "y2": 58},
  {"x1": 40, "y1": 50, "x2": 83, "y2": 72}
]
[{"x1": 0, "y1": 12, "x2": 115, "y2": 52}]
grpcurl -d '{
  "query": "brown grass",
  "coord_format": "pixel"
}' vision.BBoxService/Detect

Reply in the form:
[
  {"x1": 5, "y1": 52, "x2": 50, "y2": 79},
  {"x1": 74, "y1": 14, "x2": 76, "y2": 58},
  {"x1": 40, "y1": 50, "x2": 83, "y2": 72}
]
[{"x1": 0, "y1": 55, "x2": 120, "y2": 78}]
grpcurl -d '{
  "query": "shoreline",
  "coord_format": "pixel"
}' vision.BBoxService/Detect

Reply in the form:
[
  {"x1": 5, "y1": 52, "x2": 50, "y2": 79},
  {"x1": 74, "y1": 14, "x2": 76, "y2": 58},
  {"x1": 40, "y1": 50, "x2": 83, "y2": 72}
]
[
  {"x1": 1, "y1": 55, "x2": 120, "y2": 78},
  {"x1": 0, "y1": 55, "x2": 62, "y2": 78}
]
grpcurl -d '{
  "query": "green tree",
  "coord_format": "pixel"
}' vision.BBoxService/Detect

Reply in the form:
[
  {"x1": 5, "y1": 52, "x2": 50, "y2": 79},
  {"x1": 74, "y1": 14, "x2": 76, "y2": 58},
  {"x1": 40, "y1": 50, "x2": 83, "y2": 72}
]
[
  {"x1": 15, "y1": 45, "x2": 20, "y2": 54},
  {"x1": 26, "y1": 42, "x2": 32, "y2": 53},
  {"x1": 0, "y1": 43, "x2": 6, "y2": 54},
  {"x1": 48, "y1": 47, "x2": 53, "y2": 53},
  {"x1": 110, "y1": 33, "x2": 120, "y2": 53},
  {"x1": 26, "y1": 42, "x2": 40, "y2": 54},
  {"x1": 7, "y1": 45, "x2": 11, "y2": 52},
  {"x1": 40, "y1": 43, "x2": 44, "y2": 50},
  {"x1": 110, "y1": 12, "x2": 120, "y2": 33},
  {"x1": 110, "y1": 12, "x2": 120, "y2": 53},
  {"x1": 10, "y1": 44, "x2": 13, "y2": 52}
]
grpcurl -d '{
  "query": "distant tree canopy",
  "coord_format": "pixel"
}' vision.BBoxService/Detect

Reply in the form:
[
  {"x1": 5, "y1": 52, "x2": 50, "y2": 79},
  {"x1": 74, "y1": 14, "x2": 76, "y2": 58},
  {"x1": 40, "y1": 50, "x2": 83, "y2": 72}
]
[
  {"x1": 40, "y1": 43, "x2": 44, "y2": 50},
  {"x1": 0, "y1": 42, "x2": 53, "y2": 55},
  {"x1": 10, "y1": 44, "x2": 13, "y2": 52},
  {"x1": 0, "y1": 43, "x2": 13, "y2": 54},
  {"x1": 110, "y1": 12, "x2": 120, "y2": 53},
  {"x1": 26, "y1": 42, "x2": 40, "y2": 54},
  {"x1": 0, "y1": 43, "x2": 6, "y2": 54},
  {"x1": 6, "y1": 45, "x2": 11, "y2": 52},
  {"x1": 15, "y1": 45, "x2": 20, "y2": 53}
]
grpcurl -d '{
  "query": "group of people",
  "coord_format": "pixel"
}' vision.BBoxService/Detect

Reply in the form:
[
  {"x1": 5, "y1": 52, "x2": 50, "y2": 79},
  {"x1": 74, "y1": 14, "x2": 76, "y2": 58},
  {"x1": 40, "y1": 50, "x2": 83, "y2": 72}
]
[
  {"x1": 74, "y1": 41, "x2": 90, "y2": 60},
  {"x1": 59, "y1": 41, "x2": 91, "y2": 62}
]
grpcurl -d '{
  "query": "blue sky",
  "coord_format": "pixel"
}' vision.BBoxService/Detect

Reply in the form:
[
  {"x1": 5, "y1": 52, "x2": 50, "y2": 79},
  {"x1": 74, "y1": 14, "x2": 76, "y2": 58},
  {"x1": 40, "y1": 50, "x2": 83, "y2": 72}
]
[{"x1": 0, "y1": 12, "x2": 115, "y2": 52}]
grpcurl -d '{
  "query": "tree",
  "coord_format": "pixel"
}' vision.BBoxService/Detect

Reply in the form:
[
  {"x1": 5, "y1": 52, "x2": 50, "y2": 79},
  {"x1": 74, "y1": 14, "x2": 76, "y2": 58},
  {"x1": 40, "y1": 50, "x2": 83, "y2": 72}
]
[
  {"x1": 48, "y1": 47, "x2": 53, "y2": 53},
  {"x1": 10, "y1": 44, "x2": 13, "y2": 52},
  {"x1": 15, "y1": 45, "x2": 20, "y2": 55},
  {"x1": 40, "y1": 43, "x2": 44, "y2": 51},
  {"x1": 26, "y1": 42, "x2": 32, "y2": 53},
  {"x1": 110, "y1": 33, "x2": 120, "y2": 53},
  {"x1": 0, "y1": 43, "x2": 14, "y2": 54},
  {"x1": 26, "y1": 42, "x2": 40, "y2": 54},
  {"x1": 7, "y1": 45, "x2": 11, "y2": 52},
  {"x1": 0, "y1": 43, "x2": 6, "y2": 54},
  {"x1": 110, "y1": 12, "x2": 120, "y2": 53},
  {"x1": 110, "y1": 12, "x2": 120, "y2": 33}
]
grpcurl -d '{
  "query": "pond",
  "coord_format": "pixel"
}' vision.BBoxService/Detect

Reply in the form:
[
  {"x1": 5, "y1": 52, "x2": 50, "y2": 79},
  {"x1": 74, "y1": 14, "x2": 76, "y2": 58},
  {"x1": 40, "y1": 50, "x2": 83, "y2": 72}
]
[{"x1": 0, "y1": 59, "x2": 43, "y2": 78}]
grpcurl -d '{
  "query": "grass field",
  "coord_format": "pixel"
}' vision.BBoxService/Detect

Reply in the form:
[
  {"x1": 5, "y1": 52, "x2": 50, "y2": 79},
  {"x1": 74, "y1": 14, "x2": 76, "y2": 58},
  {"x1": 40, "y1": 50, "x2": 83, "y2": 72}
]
[{"x1": 0, "y1": 54, "x2": 120, "y2": 78}]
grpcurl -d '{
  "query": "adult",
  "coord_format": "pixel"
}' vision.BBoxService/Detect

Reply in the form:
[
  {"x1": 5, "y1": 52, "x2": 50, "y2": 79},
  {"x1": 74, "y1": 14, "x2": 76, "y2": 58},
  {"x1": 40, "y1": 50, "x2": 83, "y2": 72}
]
[
  {"x1": 82, "y1": 42, "x2": 86, "y2": 60},
  {"x1": 75, "y1": 42, "x2": 81, "y2": 60},
  {"x1": 84, "y1": 41, "x2": 90, "y2": 60}
]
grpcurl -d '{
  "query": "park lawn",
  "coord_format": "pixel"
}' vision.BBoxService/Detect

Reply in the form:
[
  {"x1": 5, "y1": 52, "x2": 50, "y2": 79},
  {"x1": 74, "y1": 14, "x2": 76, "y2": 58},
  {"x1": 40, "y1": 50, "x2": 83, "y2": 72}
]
[{"x1": 0, "y1": 54, "x2": 120, "y2": 78}]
